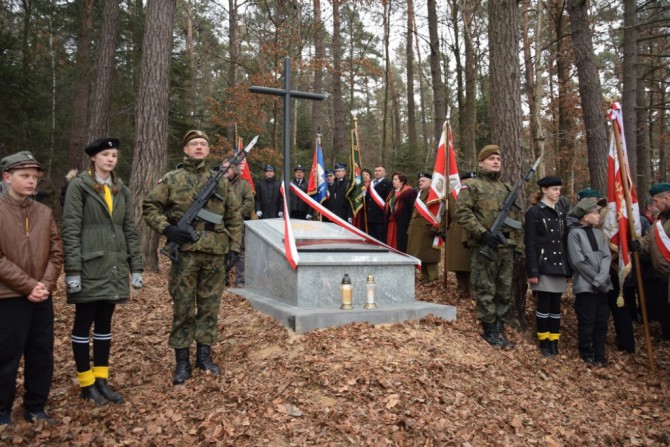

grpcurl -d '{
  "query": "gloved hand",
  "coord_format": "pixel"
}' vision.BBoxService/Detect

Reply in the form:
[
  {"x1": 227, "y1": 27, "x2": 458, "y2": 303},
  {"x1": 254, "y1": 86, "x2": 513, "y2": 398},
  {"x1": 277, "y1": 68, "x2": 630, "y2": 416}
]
[
  {"x1": 480, "y1": 231, "x2": 498, "y2": 249},
  {"x1": 629, "y1": 240, "x2": 641, "y2": 252},
  {"x1": 66, "y1": 275, "x2": 81, "y2": 294},
  {"x1": 306, "y1": 214, "x2": 313, "y2": 220},
  {"x1": 347, "y1": 217, "x2": 352, "y2": 224},
  {"x1": 131, "y1": 272, "x2": 143, "y2": 289},
  {"x1": 278, "y1": 211, "x2": 284, "y2": 218},
  {"x1": 163, "y1": 225, "x2": 192, "y2": 245},
  {"x1": 256, "y1": 210, "x2": 263, "y2": 218},
  {"x1": 225, "y1": 251, "x2": 239, "y2": 272}
]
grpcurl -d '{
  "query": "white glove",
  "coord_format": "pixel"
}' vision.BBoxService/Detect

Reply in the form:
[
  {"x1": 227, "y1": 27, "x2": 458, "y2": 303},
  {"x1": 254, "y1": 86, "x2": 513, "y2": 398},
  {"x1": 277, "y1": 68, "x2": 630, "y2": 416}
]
[
  {"x1": 131, "y1": 272, "x2": 143, "y2": 289},
  {"x1": 347, "y1": 217, "x2": 352, "y2": 224},
  {"x1": 66, "y1": 275, "x2": 81, "y2": 294},
  {"x1": 278, "y1": 211, "x2": 284, "y2": 218},
  {"x1": 256, "y1": 210, "x2": 263, "y2": 218},
  {"x1": 306, "y1": 214, "x2": 312, "y2": 220}
]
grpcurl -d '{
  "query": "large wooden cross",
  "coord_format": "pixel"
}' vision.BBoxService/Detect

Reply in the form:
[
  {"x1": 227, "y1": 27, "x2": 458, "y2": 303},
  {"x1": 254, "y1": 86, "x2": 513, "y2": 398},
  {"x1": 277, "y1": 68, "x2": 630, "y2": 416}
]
[{"x1": 249, "y1": 56, "x2": 325, "y2": 212}]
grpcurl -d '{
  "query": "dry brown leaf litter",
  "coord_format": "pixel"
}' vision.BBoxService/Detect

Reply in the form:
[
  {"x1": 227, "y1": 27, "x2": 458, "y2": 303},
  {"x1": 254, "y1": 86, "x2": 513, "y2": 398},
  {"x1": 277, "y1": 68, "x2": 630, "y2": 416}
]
[{"x1": 1, "y1": 264, "x2": 669, "y2": 446}]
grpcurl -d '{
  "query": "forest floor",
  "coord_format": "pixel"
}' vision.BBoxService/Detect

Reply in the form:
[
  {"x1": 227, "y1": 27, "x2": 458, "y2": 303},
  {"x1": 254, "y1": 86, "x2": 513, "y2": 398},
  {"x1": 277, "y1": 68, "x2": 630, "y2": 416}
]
[{"x1": 2, "y1": 257, "x2": 670, "y2": 447}]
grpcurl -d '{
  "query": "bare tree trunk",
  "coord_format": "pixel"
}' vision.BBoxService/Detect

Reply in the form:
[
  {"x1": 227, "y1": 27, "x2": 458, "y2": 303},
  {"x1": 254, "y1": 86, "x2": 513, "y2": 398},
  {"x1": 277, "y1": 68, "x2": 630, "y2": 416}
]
[
  {"x1": 86, "y1": 0, "x2": 120, "y2": 174},
  {"x1": 331, "y1": 0, "x2": 347, "y2": 158},
  {"x1": 461, "y1": 0, "x2": 477, "y2": 169},
  {"x1": 623, "y1": 0, "x2": 637, "y2": 183},
  {"x1": 427, "y1": 0, "x2": 446, "y2": 145},
  {"x1": 450, "y1": 0, "x2": 464, "y2": 152},
  {"x1": 567, "y1": 0, "x2": 608, "y2": 194},
  {"x1": 636, "y1": 84, "x2": 650, "y2": 198},
  {"x1": 406, "y1": 0, "x2": 417, "y2": 149},
  {"x1": 521, "y1": 1, "x2": 537, "y2": 162},
  {"x1": 130, "y1": 0, "x2": 177, "y2": 272},
  {"x1": 532, "y1": 1, "x2": 546, "y2": 177},
  {"x1": 227, "y1": 0, "x2": 239, "y2": 142},
  {"x1": 382, "y1": 0, "x2": 390, "y2": 159},
  {"x1": 414, "y1": 15, "x2": 429, "y2": 153},
  {"x1": 312, "y1": 0, "x2": 324, "y2": 134},
  {"x1": 390, "y1": 69, "x2": 402, "y2": 155},
  {"x1": 66, "y1": 0, "x2": 93, "y2": 170}
]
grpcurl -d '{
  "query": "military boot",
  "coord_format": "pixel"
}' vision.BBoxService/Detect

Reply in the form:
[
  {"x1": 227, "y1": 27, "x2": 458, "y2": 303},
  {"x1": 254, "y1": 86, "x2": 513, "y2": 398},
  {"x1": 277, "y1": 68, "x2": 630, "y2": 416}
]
[
  {"x1": 195, "y1": 343, "x2": 220, "y2": 375},
  {"x1": 482, "y1": 321, "x2": 502, "y2": 347},
  {"x1": 495, "y1": 319, "x2": 514, "y2": 349},
  {"x1": 539, "y1": 340, "x2": 553, "y2": 357},
  {"x1": 94, "y1": 378, "x2": 124, "y2": 404},
  {"x1": 173, "y1": 348, "x2": 192, "y2": 385}
]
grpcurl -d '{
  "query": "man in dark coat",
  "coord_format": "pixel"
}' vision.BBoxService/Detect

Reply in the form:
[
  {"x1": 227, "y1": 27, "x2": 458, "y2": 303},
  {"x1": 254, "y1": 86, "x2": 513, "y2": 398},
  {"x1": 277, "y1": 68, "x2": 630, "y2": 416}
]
[
  {"x1": 289, "y1": 165, "x2": 311, "y2": 220},
  {"x1": 325, "y1": 162, "x2": 352, "y2": 222},
  {"x1": 365, "y1": 165, "x2": 393, "y2": 242},
  {"x1": 255, "y1": 164, "x2": 283, "y2": 219}
]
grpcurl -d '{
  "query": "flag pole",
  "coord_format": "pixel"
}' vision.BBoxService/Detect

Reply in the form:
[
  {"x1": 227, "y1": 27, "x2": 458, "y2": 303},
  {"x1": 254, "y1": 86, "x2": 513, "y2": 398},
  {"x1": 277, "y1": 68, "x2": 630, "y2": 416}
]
[
  {"x1": 612, "y1": 120, "x2": 656, "y2": 376},
  {"x1": 441, "y1": 118, "x2": 450, "y2": 288}
]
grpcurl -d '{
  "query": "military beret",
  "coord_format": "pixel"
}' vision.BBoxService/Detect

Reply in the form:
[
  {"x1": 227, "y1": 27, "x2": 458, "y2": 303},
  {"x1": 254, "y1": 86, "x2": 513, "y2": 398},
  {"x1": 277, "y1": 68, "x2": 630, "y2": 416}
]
[
  {"x1": 649, "y1": 183, "x2": 670, "y2": 197},
  {"x1": 478, "y1": 145, "x2": 501, "y2": 162},
  {"x1": 85, "y1": 137, "x2": 120, "y2": 156},
  {"x1": 294, "y1": 165, "x2": 306, "y2": 172},
  {"x1": 264, "y1": 164, "x2": 275, "y2": 172},
  {"x1": 570, "y1": 197, "x2": 601, "y2": 219},
  {"x1": 460, "y1": 171, "x2": 476, "y2": 181},
  {"x1": 182, "y1": 129, "x2": 209, "y2": 146},
  {"x1": 418, "y1": 171, "x2": 432, "y2": 180},
  {"x1": 1, "y1": 151, "x2": 42, "y2": 173},
  {"x1": 334, "y1": 162, "x2": 347, "y2": 170},
  {"x1": 537, "y1": 176, "x2": 562, "y2": 188},
  {"x1": 577, "y1": 188, "x2": 602, "y2": 200},
  {"x1": 325, "y1": 169, "x2": 335, "y2": 176}
]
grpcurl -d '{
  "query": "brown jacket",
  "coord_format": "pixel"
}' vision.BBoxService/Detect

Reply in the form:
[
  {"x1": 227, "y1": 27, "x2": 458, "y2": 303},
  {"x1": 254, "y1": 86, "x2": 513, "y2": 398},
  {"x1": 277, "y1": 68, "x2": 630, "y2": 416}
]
[
  {"x1": 0, "y1": 195, "x2": 63, "y2": 299},
  {"x1": 639, "y1": 215, "x2": 670, "y2": 277},
  {"x1": 407, "y1": 189, "x2": 441, "y2": 263}
]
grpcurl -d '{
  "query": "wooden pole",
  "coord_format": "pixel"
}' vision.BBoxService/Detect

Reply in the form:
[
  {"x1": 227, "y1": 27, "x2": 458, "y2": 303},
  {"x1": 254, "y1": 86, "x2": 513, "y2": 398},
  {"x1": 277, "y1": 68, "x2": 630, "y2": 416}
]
[
  {"x1": 611, "y1": 121, "x2": 656, "y2": 376},
  {"x1": 442, "y1": 120, "x2": 450, "y2": 288}
]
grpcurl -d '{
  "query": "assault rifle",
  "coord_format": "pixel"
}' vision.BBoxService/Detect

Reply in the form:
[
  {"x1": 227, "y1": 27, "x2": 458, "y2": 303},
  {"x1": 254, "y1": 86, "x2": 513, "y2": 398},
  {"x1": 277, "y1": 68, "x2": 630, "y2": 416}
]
[
  {"x1": 479, "y1": 156, "x2": 541, "y2": 261},
  {"x1": 161, "y1": 135, "x2": 259, "y2": 262}
]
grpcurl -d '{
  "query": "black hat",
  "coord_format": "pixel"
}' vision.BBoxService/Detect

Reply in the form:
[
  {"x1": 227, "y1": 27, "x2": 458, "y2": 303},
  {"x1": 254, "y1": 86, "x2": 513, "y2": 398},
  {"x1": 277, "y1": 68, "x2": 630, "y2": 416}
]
[
  {"x1": 294, "y1": 165, "x2": 305, "y2": 172},
  {"x1": 325, "y1": 169, "x2": 335, "y2": 176},
  {"x1": 264, "y1": 164, "x2": 275, "y2": 172},
  {"x1": 85, "y1": 137, "x2": 120, "y2": 156},
  {"x1": 459, "y1": 171, "x2": 476, "y2": 181},
  {"x1": 418, "y1": 172, "x2": 432, "y2": 180},
  {"x1": 537, "y1": 176, "x2": 562, "y2": 188},
  {"x1": 334, "y1": 162, "x2": 347, "y2": 170}
]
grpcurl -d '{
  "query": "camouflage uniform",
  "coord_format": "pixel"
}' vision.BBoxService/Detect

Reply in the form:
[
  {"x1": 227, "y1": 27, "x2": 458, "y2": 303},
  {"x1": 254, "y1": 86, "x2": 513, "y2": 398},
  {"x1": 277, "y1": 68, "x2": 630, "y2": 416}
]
[
  {"x1": 227, "y1": 174, "x2": 254, "y2": 286},
  {"x1": 455, "y1": 169, "x2": 523, "y2": 325},
  {"x1": 143, "y1": 157, "x2": 242, "y2": 348}
]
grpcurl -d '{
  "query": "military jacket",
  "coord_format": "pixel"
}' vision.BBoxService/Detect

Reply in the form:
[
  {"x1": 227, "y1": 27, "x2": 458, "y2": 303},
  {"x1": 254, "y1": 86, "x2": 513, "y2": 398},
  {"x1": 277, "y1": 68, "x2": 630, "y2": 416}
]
[
  {"x1": 143, "y1": 157, "x2": 242, "y2": 255},
  {"x1": 454, "y1": 169, "x2": 523, "y2": 250},
  {"x1": 639, "y1": 213, "x2": 670, "y2": 277},
  {"x1": 326, "y1": 178, "x2": 352, "y2": 221},
  {"x1": 524, "y1": 200, "x2": 570, "y2": 278},
  {"x1": 229, "y1": 175, "x2": 255, "y2": 220},
  {"x1": 407, "y1": 189, "x2": 441, "y2": 263}
]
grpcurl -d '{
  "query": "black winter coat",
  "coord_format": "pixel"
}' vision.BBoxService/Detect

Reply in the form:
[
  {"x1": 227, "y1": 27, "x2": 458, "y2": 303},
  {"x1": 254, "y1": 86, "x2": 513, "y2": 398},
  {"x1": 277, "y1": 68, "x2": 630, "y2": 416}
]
[
  {"x1": 255, "y1": 178, "x2": 282, "y2": 218},
  {"x1": 289, "y1": 178, "x2": 310, "y2": 216},
  {"x1": 325, "y1": 178, "x2": 352, "y2": 221},
  {"x1": 365, "y1": 177, "x2": 393, "y2": 223},
  {"x1": 524, "y1": 200, "x2": 571, "y2": 278}
]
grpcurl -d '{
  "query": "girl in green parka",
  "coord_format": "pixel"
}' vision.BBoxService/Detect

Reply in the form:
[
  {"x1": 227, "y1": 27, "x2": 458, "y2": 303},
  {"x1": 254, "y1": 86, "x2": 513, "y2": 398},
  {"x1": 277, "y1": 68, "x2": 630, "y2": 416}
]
[{"x1": 61, "y1": 138, "x2": 143, "y2": 405}]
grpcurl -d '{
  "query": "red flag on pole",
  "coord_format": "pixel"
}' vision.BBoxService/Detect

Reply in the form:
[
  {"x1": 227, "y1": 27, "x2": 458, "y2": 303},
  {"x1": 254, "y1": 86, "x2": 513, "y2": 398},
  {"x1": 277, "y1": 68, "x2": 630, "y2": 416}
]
[{"x1": 237, "y1": 136, "x2": 255, "y2": 193}]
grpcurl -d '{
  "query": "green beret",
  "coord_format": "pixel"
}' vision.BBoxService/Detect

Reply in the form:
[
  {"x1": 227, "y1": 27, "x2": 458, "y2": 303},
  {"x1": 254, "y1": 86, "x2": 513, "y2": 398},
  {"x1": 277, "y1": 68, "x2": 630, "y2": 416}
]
[
  {"x1": 478, "y1": 145, "x2": 501, "y2": 162},
  {"x1": 570, "y1": 197, "x2": 601, "y2": 219},
  {"x1": 649, "y1": 183, "x2": 670, "y2": 197},
  {"x1": 577, "y1": 188, "x2": 602, "y2": 200},
  {"x1": 1, "y1": 151, "x2": 42, "y2": 173},
  {"x1": 182, "y1": 129, "x2": 209, "y2": 146}
]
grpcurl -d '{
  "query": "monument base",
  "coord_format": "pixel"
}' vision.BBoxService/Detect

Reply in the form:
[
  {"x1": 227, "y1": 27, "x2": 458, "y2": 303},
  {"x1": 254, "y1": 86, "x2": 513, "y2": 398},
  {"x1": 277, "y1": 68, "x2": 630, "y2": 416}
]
[{"x1": 231, "y1": 287, "x2": 457, "y2": 334}]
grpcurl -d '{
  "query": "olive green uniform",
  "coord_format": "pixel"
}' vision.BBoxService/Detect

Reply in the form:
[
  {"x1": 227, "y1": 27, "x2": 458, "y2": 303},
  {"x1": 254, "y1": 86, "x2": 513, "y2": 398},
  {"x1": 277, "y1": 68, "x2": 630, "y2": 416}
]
[
  {"x1": 143, "y1": 158, "x2": 242, "y2": 348},
  {"x1": 454, "y1": 170, "x2": 523, "y2": 324}
]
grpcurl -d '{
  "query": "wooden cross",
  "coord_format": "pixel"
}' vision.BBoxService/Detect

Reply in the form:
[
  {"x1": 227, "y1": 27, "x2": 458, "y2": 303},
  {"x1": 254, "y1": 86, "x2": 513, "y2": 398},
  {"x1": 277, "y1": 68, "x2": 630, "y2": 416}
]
[{"x1": 249, "y1": 56, "x2": 325, "y2": 212}]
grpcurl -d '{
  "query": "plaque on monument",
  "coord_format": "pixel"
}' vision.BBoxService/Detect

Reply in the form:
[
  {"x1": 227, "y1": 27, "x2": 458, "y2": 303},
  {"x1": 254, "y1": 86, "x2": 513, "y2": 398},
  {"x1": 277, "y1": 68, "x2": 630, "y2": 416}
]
[{"x1": 230, "y1": 219, "x2": 456, "y2": 333}]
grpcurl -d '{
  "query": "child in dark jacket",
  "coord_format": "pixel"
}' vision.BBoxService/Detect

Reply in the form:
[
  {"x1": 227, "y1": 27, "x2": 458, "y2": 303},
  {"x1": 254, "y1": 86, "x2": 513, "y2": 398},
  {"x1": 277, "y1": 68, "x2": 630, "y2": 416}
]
[{"x1": 566, "y1": 197, "x2": 613, "y2": 367}]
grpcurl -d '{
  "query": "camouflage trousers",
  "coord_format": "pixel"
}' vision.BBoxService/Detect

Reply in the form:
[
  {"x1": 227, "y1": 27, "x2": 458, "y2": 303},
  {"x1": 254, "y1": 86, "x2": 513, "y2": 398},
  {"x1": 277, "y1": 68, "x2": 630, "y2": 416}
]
[
  {"x1": 168, "y1": 251, "x2": 226, "y2": 349},
  {"x1": 470, "y1": 246, "x2": 514, "y2": 324}
]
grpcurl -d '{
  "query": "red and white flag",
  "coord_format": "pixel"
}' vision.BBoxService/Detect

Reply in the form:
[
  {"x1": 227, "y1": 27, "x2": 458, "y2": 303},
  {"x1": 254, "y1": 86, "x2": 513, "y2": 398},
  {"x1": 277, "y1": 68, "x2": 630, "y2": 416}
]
[
  {"x1": 603, "y1": 101, "x2": 641, "y2": 288},
  {"x1": 414, "y1": 122, "x2": 461, "y2": 228},
  {"x1": 237, "y1": 137, "x2": 255, "y2": 193}
]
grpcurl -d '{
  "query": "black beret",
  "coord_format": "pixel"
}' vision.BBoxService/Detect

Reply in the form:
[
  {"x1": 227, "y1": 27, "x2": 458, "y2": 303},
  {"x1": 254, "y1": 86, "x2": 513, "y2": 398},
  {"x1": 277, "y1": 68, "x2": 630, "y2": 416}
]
[
  {"x1": 85, "y1": 137, "x2": 120, "y2": 156},
  {"x1": 537, "y1": 176, "x2": 562, "y2": 188},
  {"x1": 264, "y1": 164, "x2": 275, "y2": 172},
  {"x1": 460, "y1": 171, "x2": 476, "y2": 181},
  {"x1": 418, "y1": 171, "x2": 432, "y2": 180}
]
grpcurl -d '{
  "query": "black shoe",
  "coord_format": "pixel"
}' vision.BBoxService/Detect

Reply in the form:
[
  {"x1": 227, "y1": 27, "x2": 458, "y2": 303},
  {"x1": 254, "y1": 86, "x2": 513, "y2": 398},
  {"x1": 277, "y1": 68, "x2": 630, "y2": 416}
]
[
  {"x1": 81, "y1": 384, "x2": 108, "y2": 405},
  {"x1": 173, "y1": 348, "x2": 192, "y2": 385},
  {"x1": 24, "y1": 410, "x2": 56, "y2": 425},
  {"x1": 539, "y1": 340, "x2": 554, "y2": 358},
  {"x1": 195, "y1": 344, "x2": 221, "y2": 375},
  {"x1": 0, "y1": 409, "x2": 10, "y2": 426},
  {"x1": 582, "y1": 356, "x2": 596, "y2": 366},
  {"x1": 495, "y1": 319, "x2": 514, "y2": 349},
  {"x1": 95, "y1": 378, "x2": 124, "y2": 404},
  {"x1": 550, "y1": 340, "x2": 559, "y2": 356}
]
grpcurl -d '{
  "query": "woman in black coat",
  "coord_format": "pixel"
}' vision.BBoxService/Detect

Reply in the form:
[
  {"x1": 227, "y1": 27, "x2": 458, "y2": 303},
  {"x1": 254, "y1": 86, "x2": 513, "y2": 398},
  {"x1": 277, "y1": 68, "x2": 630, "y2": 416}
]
[
  {"x1": 524, "y1": 176, "x2": 570, "y2": 357},
  {"x1": 385, "y1": 172, "x2": 417, "y2": 253}
]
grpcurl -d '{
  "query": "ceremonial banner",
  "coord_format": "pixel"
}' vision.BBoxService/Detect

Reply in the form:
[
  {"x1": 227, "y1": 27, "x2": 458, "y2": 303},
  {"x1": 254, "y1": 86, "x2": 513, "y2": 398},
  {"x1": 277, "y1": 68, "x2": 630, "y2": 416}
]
[
  {"x1": 237, "y1": 137, "x2": 255, "y2": 193},
  {"x1": 603, "y1": 101, "x2": 641, "y2": 292},
  {"x1": 307, "y1": 135, "x2": 328, "y2": 203},
  {"x1": 347, "y1": 119, "x2": 364, "y2": 217}
]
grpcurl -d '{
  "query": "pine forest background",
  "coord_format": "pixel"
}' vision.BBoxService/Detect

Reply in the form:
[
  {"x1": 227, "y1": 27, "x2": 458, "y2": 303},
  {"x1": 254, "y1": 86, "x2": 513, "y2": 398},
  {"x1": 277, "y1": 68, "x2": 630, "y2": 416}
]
[{"x1": 0, "y1": 0, "x2": 669, "y2": 270}]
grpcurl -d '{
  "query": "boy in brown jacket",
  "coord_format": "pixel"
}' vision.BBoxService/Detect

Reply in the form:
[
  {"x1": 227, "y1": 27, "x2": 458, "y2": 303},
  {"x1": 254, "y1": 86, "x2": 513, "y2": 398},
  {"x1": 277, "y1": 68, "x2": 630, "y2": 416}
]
[{"x1": 0, "y1": 151, "x2": 63, "y2": 425}]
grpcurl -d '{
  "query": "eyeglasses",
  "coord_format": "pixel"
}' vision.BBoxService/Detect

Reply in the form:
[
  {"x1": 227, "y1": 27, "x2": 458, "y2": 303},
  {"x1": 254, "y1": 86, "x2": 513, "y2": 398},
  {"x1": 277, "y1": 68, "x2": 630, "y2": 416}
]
[{"x1": 187, "y1": 141, "x2": 209, "y2": 148}]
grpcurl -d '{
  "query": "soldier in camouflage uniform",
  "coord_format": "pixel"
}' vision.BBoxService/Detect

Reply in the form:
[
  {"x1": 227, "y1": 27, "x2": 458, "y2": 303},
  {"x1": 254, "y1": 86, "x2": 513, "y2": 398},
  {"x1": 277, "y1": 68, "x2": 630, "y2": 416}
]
[
  {"x1": 221, "y1": 158, "x2": 254, "y2": 287},
  {"x1": 455, "y1": 145, "x2": 524, "y2": 348},
  {"x1": 143, "y1": 130, "x2": 242, "y2": 385}
]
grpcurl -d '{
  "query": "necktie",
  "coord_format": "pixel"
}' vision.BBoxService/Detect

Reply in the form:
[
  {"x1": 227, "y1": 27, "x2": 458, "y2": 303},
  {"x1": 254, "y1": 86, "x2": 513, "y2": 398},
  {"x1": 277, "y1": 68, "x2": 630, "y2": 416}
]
[{"x1": 103, "y1": 185, "x2": 113, "y2": 215}]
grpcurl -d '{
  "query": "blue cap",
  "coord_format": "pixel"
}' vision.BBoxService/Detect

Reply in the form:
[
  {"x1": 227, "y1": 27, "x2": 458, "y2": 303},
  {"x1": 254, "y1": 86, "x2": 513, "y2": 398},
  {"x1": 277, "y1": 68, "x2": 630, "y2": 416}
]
[
  {"x1": 326, "y1": 169, "x2": 335, "y2": 176},
  {"x1": 294, "y1": 165, "x2": 305, "y2": 172},
  {"x1": 334, "y1": 162, "x2": 347, "y2": 170}
]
